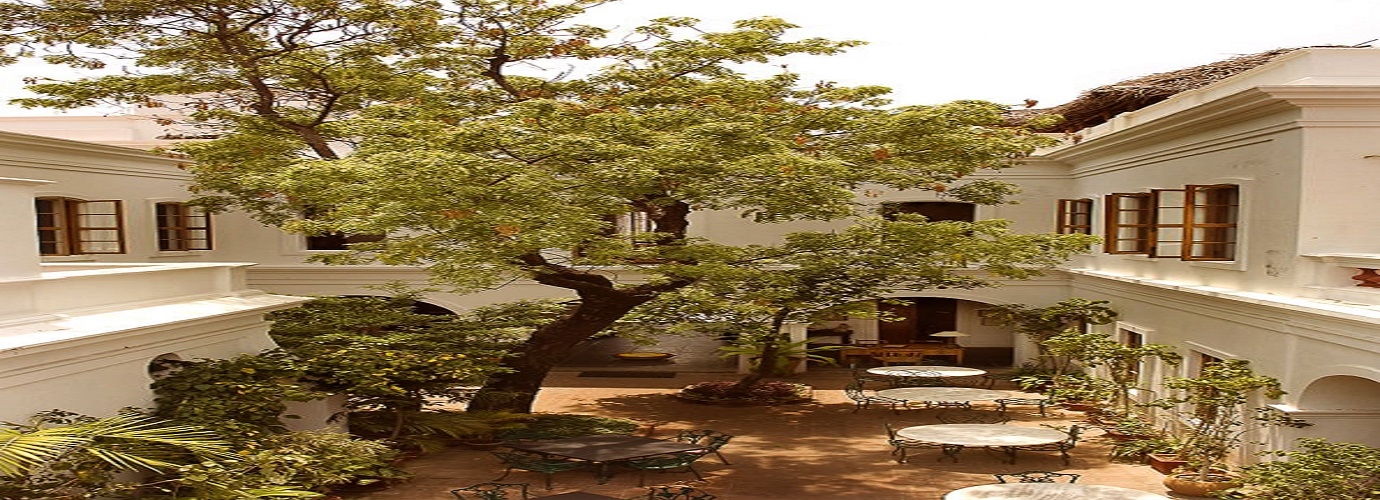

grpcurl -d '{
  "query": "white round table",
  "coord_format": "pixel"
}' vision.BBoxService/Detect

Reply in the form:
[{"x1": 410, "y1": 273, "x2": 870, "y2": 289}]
[
  {"x1": 944, "y1": 483, "x2": 1171, "y2": 500},
  {"x1": 878, "y1": 387, "x2": 1011, "y2": 405},
  {"x1": 866, "y1": 365, "x2": 987, "y2": 378},
  {"x1": 896, "y1": 424, "x2": 1069, "y2": 463}
]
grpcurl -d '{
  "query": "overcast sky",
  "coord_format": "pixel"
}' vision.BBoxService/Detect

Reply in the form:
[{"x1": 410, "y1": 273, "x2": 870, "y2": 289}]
[{"x1": 3, "y1": 0, "x2": 1378, "y2": 115}]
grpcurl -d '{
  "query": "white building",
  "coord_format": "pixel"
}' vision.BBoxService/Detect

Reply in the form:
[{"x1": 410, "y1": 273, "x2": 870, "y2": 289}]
[
  {"x1": 1, "y1": 47, "x2": 1377, "y2": 452},
  {"x1": 0, "y1": 132, "x2": 308, "y2": 423}
]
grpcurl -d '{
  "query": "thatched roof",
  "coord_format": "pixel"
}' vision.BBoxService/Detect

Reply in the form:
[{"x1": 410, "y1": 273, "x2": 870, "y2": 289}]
[{"x1": 1011, "y1": 47, "x2": 1307, "y2": 132}]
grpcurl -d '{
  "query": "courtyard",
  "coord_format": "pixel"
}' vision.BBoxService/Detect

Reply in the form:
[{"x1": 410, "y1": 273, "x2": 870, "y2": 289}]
[{"x1": 342, "y1": 366, "x2": 1173, "y2": 499}]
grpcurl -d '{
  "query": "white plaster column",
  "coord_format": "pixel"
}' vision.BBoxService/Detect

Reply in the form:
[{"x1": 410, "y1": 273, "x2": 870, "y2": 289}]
[{"x1": 0, "y1": 177, "x2": 50, "y2": 280}]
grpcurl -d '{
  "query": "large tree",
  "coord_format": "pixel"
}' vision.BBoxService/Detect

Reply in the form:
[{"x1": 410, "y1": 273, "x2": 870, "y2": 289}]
[{"x1": 4, "y1": 0, "x2": 1078, "y2": 412}]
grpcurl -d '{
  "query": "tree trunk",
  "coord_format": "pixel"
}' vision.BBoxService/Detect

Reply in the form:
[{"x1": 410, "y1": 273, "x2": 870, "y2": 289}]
[
  {"x1": 466, "y1": 284, "x2": 658, "y2": 413},
  {"x1": 728, "y1": 310, "x2": 792, "y2": 394}
]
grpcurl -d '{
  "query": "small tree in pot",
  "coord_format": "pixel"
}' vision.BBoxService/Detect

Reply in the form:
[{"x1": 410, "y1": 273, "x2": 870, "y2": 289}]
[{"x1": 1150, "y1": 359, "x2": 1307, "y2": 495}]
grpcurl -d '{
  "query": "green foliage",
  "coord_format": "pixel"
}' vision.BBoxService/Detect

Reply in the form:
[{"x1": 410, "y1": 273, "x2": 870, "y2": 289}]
[
  {"x1": 716, "y1": 337, "x2": 843, "y2": 377},
  {"x1": 0, "y1": 410, "x2": 322, "y2": 500},
  {"x1": 982, "y1": 298, "x2": 1119, "y2": 371},
  {"x1": 347, "y1": 409, "x2": 526, "y2": 452},
  {"x1": 150, "y1": 352, "x2": 328, "y2": 438},
  {"x1": 494, "y1": 414, "x2": 640, "y2": 440},
  {"x1": 1110, "y1": 435, "x2": 1182, "y2": 463},
  {"x1": 159, "y1": 431, "x2": 405, "y2": 496},
  {"x1": 1226, "y1": 438, "x2": 1380, "y2": 499},
  {"x1": 269, "y1": 294, "x2": 546, "y2": 433},
  {"x1": 1047, "y1": 373, "x2": 1117, "y2": 405}
]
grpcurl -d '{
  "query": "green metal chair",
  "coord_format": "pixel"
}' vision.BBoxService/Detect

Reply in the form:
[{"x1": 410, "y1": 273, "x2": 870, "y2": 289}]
[
  {"x1": 645, "y1": 484, "x2": 717, "y2": 500},
  {"x1": 450, "y1": 482, "x2": 532, "y2": 500},
  {"x1": 620, "y1": 450, "x2": 711, "y2": 486},
  {"x1": 994, "y1": 471, "x2": 1081, "y2": 483},
  {"x1": 674, "y1": 429, "x2": 734, "y2": 464},
  {"x1": 490, "y1": 450, "x2": 588, "y2": 490}
]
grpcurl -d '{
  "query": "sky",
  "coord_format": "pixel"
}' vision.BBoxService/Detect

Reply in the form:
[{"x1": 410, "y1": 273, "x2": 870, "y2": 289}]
[{"x1": 2, "y1": 0, "x2": 1379, "y2": 115}]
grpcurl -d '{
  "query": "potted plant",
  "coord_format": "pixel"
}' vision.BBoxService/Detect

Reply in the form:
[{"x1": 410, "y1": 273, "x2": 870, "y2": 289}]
[
  {"x1": 717, "y1": 337, "x2": 842, "y2": 377},
  {"x1": 1110, "y1": 435, "x2": 1182, "y2": 464},
  {"x1": 1047, "y1": 374, "x2": 1116, "y2": 412},
  {"x1": 1042, "y1": 329, "x2": 1181, "y2": 416},
  {"x1": 980, "y1": 298, "x2": 1119, "y2": 371},
  {"x1": 1149, "y1": 359, "x2": 1305, "y2": 497}
]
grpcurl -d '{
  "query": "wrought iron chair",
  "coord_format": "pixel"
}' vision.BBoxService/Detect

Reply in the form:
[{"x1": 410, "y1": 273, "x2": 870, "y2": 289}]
[
  {"x1": 884, "y1": 422, "x2": 941, "y2": 464},
  {"x1": 490, "y1": 450, "x2": 589, "y2": 490},
  {"x1": 994, "y1": 471, "x2": 1082, "y2": 483},
  {"x1": 995, "y1": 396, "x2": 1051, "y2": 417},
  {"x1": 1011, "y1": 424, "x2": 1083, "y2": 465},
  {"x1": 646, "y1": 484, "x2": 718, "y2": 500},
  {"x1": 620, "y1": 450, "x2": 711, "y2": 486},
  {"x1": 450, "y1": 482, "x2": 532, "y2": 500},
  {"x1": 674, "y1": 429, "x2": 734, "y2": 464},
  {"x1": 936, "y1": 408, "x2": 1011, "y2": 424},
  {"x1": 845, "y1": 381, "x2": 906, "y2": 414}
]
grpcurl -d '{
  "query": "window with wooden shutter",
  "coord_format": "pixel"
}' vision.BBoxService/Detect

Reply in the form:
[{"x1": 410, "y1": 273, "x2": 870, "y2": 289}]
[
  {"x1": 1103, "y1": 193, "x2": 1152, "y2": 254},
  {"x1": 1056, "y1": 198, "x2": 1094, "y2": 234},
  {"x1": 1183, "y1": 184, "x2": 1238, "y2": 261}
]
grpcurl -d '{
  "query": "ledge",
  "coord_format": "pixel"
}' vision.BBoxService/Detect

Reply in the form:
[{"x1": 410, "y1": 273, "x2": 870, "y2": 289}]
[{"x1": 1303, "y1": 253, "x2": 1380, "y2": 269}]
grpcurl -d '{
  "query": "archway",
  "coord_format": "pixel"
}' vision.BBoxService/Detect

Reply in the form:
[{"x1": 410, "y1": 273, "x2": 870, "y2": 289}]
[{"x1": 1282, "y1": 375, "x2": 1380, "y2": 448}]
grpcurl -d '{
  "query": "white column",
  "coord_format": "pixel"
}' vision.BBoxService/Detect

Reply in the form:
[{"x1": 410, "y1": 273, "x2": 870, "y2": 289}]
[{"x1": 0, "y1": 178, "x2": 51, "y2": 280}]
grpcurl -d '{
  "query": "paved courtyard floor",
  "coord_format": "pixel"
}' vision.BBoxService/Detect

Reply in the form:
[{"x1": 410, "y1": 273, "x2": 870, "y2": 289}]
[{"x1": 340, "y1": 367, "x2": 1181, "y2": 499}]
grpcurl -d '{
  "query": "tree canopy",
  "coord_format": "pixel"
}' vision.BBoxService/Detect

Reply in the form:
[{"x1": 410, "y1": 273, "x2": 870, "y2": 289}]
[{"x1": 3, "y1": 0, "x2": 1083, "y2": 412}]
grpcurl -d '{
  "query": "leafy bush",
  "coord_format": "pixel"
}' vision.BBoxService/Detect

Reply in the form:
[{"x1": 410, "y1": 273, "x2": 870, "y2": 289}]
[
  {"x1": 1224, "y1": 438, "x2": 1380, "y2": 499},
  {"x1": 156, "y1": 430, "x2": 406, "y2": 496}
]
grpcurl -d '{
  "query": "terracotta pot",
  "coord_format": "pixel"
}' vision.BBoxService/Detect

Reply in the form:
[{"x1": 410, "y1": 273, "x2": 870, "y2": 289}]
[
  {"x1": 1147, "y1": 453, "x2": 1189, "y2": 474},
  {"x1": 1163, "y1": 473, "x2": 1241, "y2": 497}
]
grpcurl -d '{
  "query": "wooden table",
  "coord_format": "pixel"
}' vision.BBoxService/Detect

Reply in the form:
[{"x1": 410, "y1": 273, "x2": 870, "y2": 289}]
[
  {"x1": 842, "y1": 345, "x2": 967, "y2": 365},
  {"x1": 866, "y1": 366, "x2": 988, "y2": 378},
  {"x1": 944, "y1": 483, "x2": 1171, "y2": 499},
  {"x1": 877, "y1": 387, "x2": 1012, "y2": 408},
  {"x1": 505, "y1": 435, "x2": 706, "y2": 483},
  {"x1": 896, "y1": 424, "x2": 1068, "y2": 463}
]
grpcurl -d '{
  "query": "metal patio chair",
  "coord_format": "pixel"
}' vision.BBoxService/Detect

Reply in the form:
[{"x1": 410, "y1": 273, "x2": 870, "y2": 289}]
[
  {"x1": 620, "y1": 450, "x2": 711, "y2": 486},
  {"x1": 490, "y1": 450, "x2": 589, "y2": 490},
  {"x1": 845, "y1": 381, "x2": 906, "y2": 414},
  {"x1": 994, "y1": 471, "x2": 1081, "y2": 483},
  {"x1": 674, "y1": 429, "x2": 734, "y2": 464},
  {"x1": 450, "y1": 482, "x2": 532, "y2": 500},
  {"x1": 646, "y1": 484, "x2": 718, "y2": 500}
]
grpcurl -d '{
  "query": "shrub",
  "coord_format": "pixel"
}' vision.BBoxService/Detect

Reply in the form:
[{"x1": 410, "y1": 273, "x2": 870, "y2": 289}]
[{"x1": 1224, "y1": 438, "x2": 1380, "y2": 499}]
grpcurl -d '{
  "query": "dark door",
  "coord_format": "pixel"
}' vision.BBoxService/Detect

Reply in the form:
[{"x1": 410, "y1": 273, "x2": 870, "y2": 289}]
[{"x1": 876, "y1": 298, "x2": 957, "y2": 343}]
